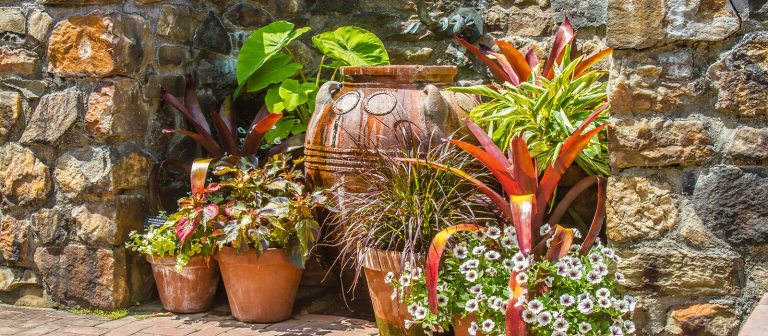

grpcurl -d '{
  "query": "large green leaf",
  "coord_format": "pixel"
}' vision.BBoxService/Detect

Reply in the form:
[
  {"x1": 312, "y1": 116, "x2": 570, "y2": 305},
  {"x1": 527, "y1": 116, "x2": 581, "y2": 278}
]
[
  {"x1": 265, "y1": 86, "x2": 285, "y2": 113},
  {"x1": 312, "y1": 26, "x2": 389, "y2": 66},
  {"x1": 237, "y1": 21, "x2": 310, "y2": 85},
  {"x1": 278, "y1": 79, "x2": 318, "y2": 111},
  {"x1": 245, "y1": 53, "x2": 303, "y2": 93}
]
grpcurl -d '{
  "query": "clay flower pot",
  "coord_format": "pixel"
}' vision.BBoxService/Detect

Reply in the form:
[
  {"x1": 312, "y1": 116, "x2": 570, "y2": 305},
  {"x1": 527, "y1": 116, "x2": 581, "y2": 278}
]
[
  {"x1": 214, "y1": 247, "x2": 302, "y2": 323},
  {"x1": 361, "y1": 247, "x2": 425, "y2": 336},
  {"x1": 145, "y1": 254, "x2": 220, "y2": 314}
]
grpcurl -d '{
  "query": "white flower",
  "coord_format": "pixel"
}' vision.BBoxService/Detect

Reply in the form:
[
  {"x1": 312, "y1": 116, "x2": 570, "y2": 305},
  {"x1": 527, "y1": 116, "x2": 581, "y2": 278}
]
[
  {"x1": 610, "y1": 325, "x2": 624, "y2": 335},
  {"x1": 453, "y1": 244, "x2": 469, "y2": 259},
  {"x1": 540, "y1": 223, "x2": 552, "y2": 235},
  {"x1": 624, "y1": 320, "x2": 636, "y2": 333},
  {"x1": 569, "y1": 244, "x2": 580, "y2": 252},
  {"x1": 573, "y1": 229, "x2": 582, "y2": 238},
  {"x1": 486, "y1": 226, "x2": 501, "y2": 239},
  {"x1": 501, "y1": 236, "x2": 517, "y2": 249},
  {"x1": 553, "y1": 318, "x2": 569, "y2": 331},
  {"x1": 481, "y1": 319, "x2": 495, "y2": 332},
  {"x1": 391, "y1": 288, "x2": 397, "y2": 300},
  {"x1": 555, "y1": 262, "x2": 568, "y2": 276},
  {"x1": 465, "y1": 299, "x2": 479, "y2": 312},
  {"x1": 559, "y1": 294, "x2": 575, "y2": 306},
  {"x1": 384, "y1": 272, "x2": 394, "y2": 284},
  {"x1": 515, "y1": 272, "x2": 529, "y2": 284},
  {"x1": 504, "y1": 226, "x2": 516, "y2": 237},
  {"x1": 468, "y1": 322, "x2": 478, "y2": 336},
  {"x1": 588, "y1": 252, "x2": 603, "y2": 264},
  {"x1": 411, "y1": 267, "x2": 423, "y2": 279},
  {"x1": 399, "y1": 274, "x2": 411, "y2": 286},
  {"x1": 551, "y1": 331, "x2": 566, "y2": 336},
  {"x1": 404, "y1": 319, "x2": 414, "y2": 330},
  {"x1": 499, "y1": 300, "x2": 508, "y2": 312},
  {"x1": 437, "y1": 294, "x2": 449, "y2": 307},
  {"x1": 614, "y1": 299, "x2": 630, "y2": 313},
  {"x1": 513, "y1": 263, "x2": 528, "y2": 272},
  {"x1": 586, "y1": 270, "x2": 603, "y2": 284},
  {"x1": 465, "y1": 270, "x2": 479, "y2": 282},
  {"x1": 567, "y1": 268, "x2": 582, "y2": 280},
  {"x1": 603, "y1": 248, "x2": 616, "y2": 258},
  {"x1": 472, "y1": 246, "x2": 486, "y2": 255},
  {"x1": 537, "y1": 311, "x2": 553, "y2": 326},
  {"x1": 596, "y1": 288, "x2": 611, "y2": 299},
  {"x1": 615, "y1": 272, "x2": 626, "y2": 281},
  {"x1": 527, "y1": 299, "x2": 544, "y2": 314},
  {"x1": 598, "y1": 297, "x2": 612, "y2": 308},
  {"x1": 624, "y1": 295, "x2": 638, "y2": 311},
  {"x1": 462, "y1": 259, "x2": 480, "y2": 269},
  {"x1": 503, "y1": 259, "x2": 515, "y2": 270},
  {"x1": 512, "y1": 252, "x2": 526, "y2": 264},
  {"x1": 521, "y1": 309, "x2": 537, "y2": 323},
  {"x1": 594, "y1": 262, "x2": 609, "y2": 276},
  {"x1": 578, "y1": 298, "x2": 594, "y2": 314},
  {"x1": 413, "y1": 306, "x2": 427, "y2": 320},
  {"x1": 484, "y1": 250, "x2": 501, "y2": 260},
  {"x1": 469, "y1": 284, "x2": 483, "y2": 296},
  {"x1": 486, "y1": 267, "x2": 497, "y2": 276},
  {"x1": 578, "y1": 292, "x2": 591, "y2": 301},
  {"x1": 578, "y1": 322, "x2": 592, "y2": 333},
  {"x1": 544, "y1": 276, "x2": 554, "y2": 287},
  {"x1": 407, "y1": 303, "x2": 418, "y2": 316}
]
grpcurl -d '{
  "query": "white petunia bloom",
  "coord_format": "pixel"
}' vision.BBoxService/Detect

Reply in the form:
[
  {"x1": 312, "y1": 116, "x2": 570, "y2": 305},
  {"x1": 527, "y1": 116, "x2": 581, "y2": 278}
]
[
  {"x1": 503, "y1": 259, "x2": 515, "y2": 270},
  {"x1": 484, "y1": 250, "x2": 501, "y2": 261},
  {"x1": 469, "y1": 284, "x2": 483, "y2": 296},
  {"x1": 468, "y1": 322, "x2": 478, "y2": 336},
  {"x1": 578, "y1": 322, "x2": 592, "y2": 333},
  {"x1": 598, "y1": 297, "x2": 612, "y2": 308},
  {"x1": 567, "y1": 268, "x2": 582, "y2": 280},
  {"x1": 384, "y1": 272, "x2": 394, "y2": 284},
  {"x1": 407, "y1": 303, "x2": 418, "y2": 316},
  {"x1": 553, "y1": 318, "x2": 569, "y2": 331},
  {"x1": 486, "y1": 267, "x2": 497, "y2": 276},
  {"x1": 573, "y1": 229, "x2": 582, "y2": 238},
  {"x1": 399, "y1": 274, "x2": 411, "y2": 286},
  {"x1": 596, "y1": 288, "x2": 611, "y2": 299},
  {"x1": 615, "y1": 272, "x2": 626, "y2": 281},
  {"x1": 527, "y1": 299, "x2": 544, "y2": 314},
  {"x1": 614, "y1": 299, "x2": 630, "y2": 313},
  {"x1": 594, "y1": 262, "x2": 609, "y2": 276},
  {"x1": 559, "y1": 294, "x2": 575, "y2": 306},
  {"x1": 486, "y1": 226, "x2": 501, "y2": 240},
  {"x1": 404, "y1": 319, "x2": 413, "y2": 330},
  {"x1": 588, "y1": 252, "x2": 603, "y2": 264},
  {"x1": 413, "y1": 306, "x2": 427, "y2": 320},
  {"x1": 610, "y1": 325, "x2": 624, "y2": 336},
  {"x1": 501, "y1": 236, "x2": 517, "y2": 249},
  {"x1": 513, "y1": 263, "x2": 528, "y2": 272},
  {"x1": 555, "y1": 262, "x2": 568, "y2": 276},
  {"x1": 551, "y1": 331, "x2": 566, "y2": 336},
  {"x1": 578, "y1": 292, "x2": 591, "y2": 301},
  {"x1": 586, "y1": 270, "x2": 603, "y2": 284},
  {"x1": 462, "y1": 259, "x2": 480, "y2": 269},
  {"x1": 481, "y1": 319, "x2": 495, "y2": 332},
  {"x1": 515, "y1": 272, "x2": 529, "y2": 284},
  {"x1": 578, "y1": 298, "x2": 594, "y2": 314},
  {"x1": 624, "y1": 320, "x2": 636, "y2": 333},
  {"x1": 544, "y1": 276, "x2": 554, "y2": 287},
  {"x1": 537, "y1": 311, "x2": 553, "y2": 326},
  {"x1": 465, "y1": 299, "x2": 479, "y2": 312},
  {"x1": 603, "y1": 248, "x2": 616, "y2": 258},
  {"x1": 625, "y1": 295, "x2": 638, "y2": 311},
  {"x1": 540, "y1": 223, "x2": 552, "y2": 236},
  {"x1": 465, "y1": 270, "x2": 479, "y2": 282},
  {"x1": 453, "y1": 244, "x2": 469, "y2": 259},
  {"x1": 411, "y1": 267, "x2": 423, "y2": 279},
  {"x1": 521, "y1": 309, "x2": 537, "y2": 323},
  {"x1": 437, "y1": 294, "x2": 449, "y2": 307},
  {"x1": 472, "y1": 246, "x2": 486, "y2": 255}
]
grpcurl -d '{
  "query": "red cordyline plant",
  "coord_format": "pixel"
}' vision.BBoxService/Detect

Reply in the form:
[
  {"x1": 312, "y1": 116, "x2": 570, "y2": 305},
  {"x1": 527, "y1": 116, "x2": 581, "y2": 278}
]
[
  {"x1": 401, "y1": 108, "x2": 607, "y2": 336},
  {"x1": 455, "y1": 18, "x2": 612, "y2": 86}
]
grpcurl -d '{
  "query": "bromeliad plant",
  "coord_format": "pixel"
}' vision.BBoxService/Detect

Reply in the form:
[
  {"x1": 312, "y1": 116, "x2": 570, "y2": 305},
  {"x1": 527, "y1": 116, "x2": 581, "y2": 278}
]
[
  {"x1": 401, "y1": 108, "x2": 610, "y2": 335},
  {"x1": 453, "y1": 18, "x2": 612, "y2": 176},
  {"x1": 236, "y1": 21, "x2": 389, "y2": 146}
]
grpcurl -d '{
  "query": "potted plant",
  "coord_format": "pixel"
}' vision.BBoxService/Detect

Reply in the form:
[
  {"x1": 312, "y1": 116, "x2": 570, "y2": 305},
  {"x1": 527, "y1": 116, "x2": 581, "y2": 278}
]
[
  {"x1": 330, "y1": 137, "x2": 492, "y2": 336},
  {"x1": 125, "y1": 207, "x2": 219, "y2": 314},
  {"x1": 207, "y1": 154, "x2": 330, "y2": 323}
]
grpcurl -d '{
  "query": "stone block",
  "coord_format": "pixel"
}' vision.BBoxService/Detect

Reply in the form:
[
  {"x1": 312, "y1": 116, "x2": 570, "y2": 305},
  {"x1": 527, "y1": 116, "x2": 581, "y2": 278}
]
[
  {"x1": 157, "y1": 5, "x2": 194, "y2": 41},
  {"x1": 692, "y1": 166, "x2": 768, "y2": 248},
  {"x1": 0, "y1": 266, "x2": 39, "y2": 292},
  {"x1": 193, "y1": 12, "x2": 232, "y2": 55},
  {"x1": 54, "y1": 145, "x2": 151, "y2": 200},
  {"x1": 609, "y1": 118, "x2": 714, "y2": 168},
  {"x1": 0, "y1": 47, "x2": 37, "y2": 76},
  {"x1": 27, "y1": 9, "x2": 53, "y2": 42},
  {"x1": 551, "y1": 0, "x2": 607, "y2": 29},
  {"x1": 0, "y1": 215, "x2": 30, "y2": 266},
  {"x1": 664, "y1": 303, "x2": 738, "y2": 336},
  {"x1": 708, "y1": 32, "x2": 768, "y2": 117},
  {"x1": 0, "y1": 91, "x2": 21, "y2": 143},
  {"x1": 157, "y1": 44, "x2": 193, "y2": 68},
  {"x1": 607, "y1": 176, "x2": 678, "y2": 243},
  {"x1": 223, "y1": 1, "x2": 273, "y2": 29},
  {"x1": 0, "y1": 143, "x2": 51, "y2": 209},
  {"x1": 728, "y1": 127, "x2": 768, "y2": 161},
  {"x1": 71, "y1": 196, "x2": 145, "y2": 246},
  {"x1": 85, "y1": 80, "x2": 147, "y2": 141},
  {"x1": 0, "y1": 7, "x2": 25, "y2": 34},
  {"x1": 607, "y1": 0, "x2": 664, "y2": 49},
  {"x1": 618, "y1": 247, "x2": 742, "y2": 296},
  {"x1": 48, "y1": 13, "x2": 152, "y2": 78},
  {"x1": 34, "y1": 245, "x2": 130, "y2": 310},
  {"x1": 41, "y1": 0, "x2": 122, "y2": 4},
  {"x1": 29, "y1": 208, "x2": 67, "y2": 246},
  {"x1": 19, "y1": 87, "x2": 80, "y2": 144}
]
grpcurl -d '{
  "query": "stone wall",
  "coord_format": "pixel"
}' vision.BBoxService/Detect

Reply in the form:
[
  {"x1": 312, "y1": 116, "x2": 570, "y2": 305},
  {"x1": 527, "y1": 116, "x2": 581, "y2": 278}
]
[{"x1": 1, "y1": 0, "x2": 766, "y2": 333}]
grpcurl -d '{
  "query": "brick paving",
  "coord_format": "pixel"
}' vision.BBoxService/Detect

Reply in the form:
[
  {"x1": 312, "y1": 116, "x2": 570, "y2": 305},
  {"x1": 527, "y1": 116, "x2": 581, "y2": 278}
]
[{"x1": 0, "y1": 304, "x2": 379, "y2": 336}]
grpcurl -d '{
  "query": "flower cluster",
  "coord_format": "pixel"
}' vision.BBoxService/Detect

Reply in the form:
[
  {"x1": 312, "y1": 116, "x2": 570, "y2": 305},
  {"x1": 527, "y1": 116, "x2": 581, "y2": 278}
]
[{"x1": 519, "y1": 243, "x2": 636, "y2": 336}]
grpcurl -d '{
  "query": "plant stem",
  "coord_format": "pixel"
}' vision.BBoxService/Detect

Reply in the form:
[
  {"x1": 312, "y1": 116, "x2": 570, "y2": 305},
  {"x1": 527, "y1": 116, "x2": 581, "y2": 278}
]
[
  {"x1": 316, "y1": 55, "x2": 326, "y2": 87},
  {"x1": 286, "y1": 48, "x2": 308, "y2": 83}
]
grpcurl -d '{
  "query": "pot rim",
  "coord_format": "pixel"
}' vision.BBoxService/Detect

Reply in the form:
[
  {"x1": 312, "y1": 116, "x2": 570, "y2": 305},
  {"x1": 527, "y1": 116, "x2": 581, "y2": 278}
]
[
  {"x1": 145, "y1": 254, "x2": 216, "y2": 267},
  {"x1": 341, "y1": 65, "x2": 457, "y2": 84}
]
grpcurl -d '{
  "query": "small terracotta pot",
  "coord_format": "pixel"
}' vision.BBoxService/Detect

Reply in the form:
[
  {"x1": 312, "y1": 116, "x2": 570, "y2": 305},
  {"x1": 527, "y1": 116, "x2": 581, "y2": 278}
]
[
  {"x1": 453, "y1": 314, "x2": 483, "y2": 336},
  {"x1": 361, "y1": 248, "x2": 425, "y2": 336},
  {"x1": 145, "y1": 254, "x2": 220, "y2": 314},
  {"x1": 214, "y1": 247, "x2": 302, "y2": 323}
]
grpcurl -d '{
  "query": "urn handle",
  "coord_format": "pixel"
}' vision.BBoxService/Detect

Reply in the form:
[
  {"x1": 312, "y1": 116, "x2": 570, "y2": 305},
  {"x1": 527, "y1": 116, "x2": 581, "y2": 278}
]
[{"x1": 423, "y1": 84, "x2": 449, "y2": 125}]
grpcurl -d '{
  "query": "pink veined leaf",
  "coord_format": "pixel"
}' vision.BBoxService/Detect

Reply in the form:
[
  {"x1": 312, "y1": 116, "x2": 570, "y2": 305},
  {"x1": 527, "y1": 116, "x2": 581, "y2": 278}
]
[
  {"x1": 202, "y1": 204, "x2": 219, "y2": 228},
  {"x1": 175, "y1": 215, "x2": 195, "y2": 242},
  {"x1": 454, "y1": 36, "x2": 512, "y2": 83},
  {"x1": 510, "y1": 194, "x2": 534, "y2": 255},
  {"x1": 543, "y1": 17, "x2": 575, "y2": 80},
  {"x1": 525, "y1": 49, "x2": 539, "y2": 70},
  {"x1": 505, "y1": 271, "x2": 528, "y2": 336},
  {"x1": 425, "y1": 224, "x2": 485, "y2": 312},
  {"x1": 580, "y1": 177, "x2": 606, "y2": 255}
]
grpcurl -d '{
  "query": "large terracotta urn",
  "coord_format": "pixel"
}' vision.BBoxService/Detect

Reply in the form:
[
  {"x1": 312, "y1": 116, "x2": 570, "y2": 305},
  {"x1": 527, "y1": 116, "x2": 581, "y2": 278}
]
[{"x1": 304, "y1": 65, "x2": 477, "y2": 196}]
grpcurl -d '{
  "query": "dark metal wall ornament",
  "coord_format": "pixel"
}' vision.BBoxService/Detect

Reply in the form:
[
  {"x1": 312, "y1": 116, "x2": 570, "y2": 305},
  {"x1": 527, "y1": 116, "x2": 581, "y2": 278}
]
[{"x1": 404, "y1": 0, "x2": 485, "y2": 43}]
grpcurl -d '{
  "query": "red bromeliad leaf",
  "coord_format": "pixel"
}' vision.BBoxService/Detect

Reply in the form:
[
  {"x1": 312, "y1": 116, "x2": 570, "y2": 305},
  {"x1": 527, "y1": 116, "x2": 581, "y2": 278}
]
[
  {"x1": 160, "y1": 90, "x2": 217, "y2": 143},
  {"x1": 190, "y1": 158, "x2": 215, "y2": 194},
  {"x1": 242, "y1": 111, "x2": 282, "y2": 155},
  {"x1": 210, "y1": 107, "x2": 241, "y2": 155},
  {"x1": 580, "y1": 177, "x2": 606, "y2": 255},
  {"x1": 183, "y1": 76, "x2": 211, "y2": 134},
  {"x1": 491, "y1": 52, "x2": 520, "y2": 86},
  {"x1": 574, "y1": 48, "x2": 613, "y2": 78},
  {"x1": 162, "y1": 129, "x2": 224, "y2": 157},
  {"x1": 449, "y1": 139, "x2": 521, "y2": 196},
  {"x1": 525, "y1": 49, "x2": 539, "y2": 70},
  {"x1": 505, "y1": 271, "x2": 528, "y2": 336},
  {"x1": 576, "y1": 103, "x2": 608, "y2": 135},
  {"x1": 454, "y1": 36, "x2": 511, "y2": 83},
  {"x1": 542, "y1": 18, "x2": 575, "y2": 80},
  {"x1": 510, "y1": 194, "x2": 534, "y2": 255},
  {"x1": 397, "y1": 158, "x2": 515, "y2": 224},
  {"x1": 496, "y1": 41, "x2": 532, "y2": 84},
  {"x1": 536, "y1": 124, "x2": 607, "y2": 228},
  {"x1": 426, "y1": 224, "x2": 486, "y2": 312},
  {"x1": 545, "y1": 225, "x2": 574, "y2": 261},
  {"x1": 509, "y1": 137, "x2": 538, "y2": 195},
  {"x1": 547, "y1": 176, "x2": 599, "y2": 227},
  {"x1": 464, "y1": 119, "x2": 510, "y2": 169},
  {"x1": 219, "y1": 96, "x2": 236, "y2": 136}
]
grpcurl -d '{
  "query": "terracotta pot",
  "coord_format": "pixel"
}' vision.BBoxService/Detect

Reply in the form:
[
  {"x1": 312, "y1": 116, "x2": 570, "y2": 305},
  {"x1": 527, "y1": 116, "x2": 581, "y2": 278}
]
[
  {"x1": 453, "y1": 314, "x2": 483, "y2": 336},
  {"x1": 361, "y1": 248, "x2": 425, "y2": 336},
  {"x1": 145, "y1": 254, "x2": 220, "y2": 314},
  {"x1": 214, "y1": 247, "x2": 302, "y2": 323},
  {"x1": 305, "y1": 65, "x2": 477, "y2": 201}
]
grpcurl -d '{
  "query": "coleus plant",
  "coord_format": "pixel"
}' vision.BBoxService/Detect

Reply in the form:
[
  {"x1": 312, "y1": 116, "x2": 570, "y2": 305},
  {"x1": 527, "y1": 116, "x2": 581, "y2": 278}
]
[{"x1": 401, "y1": 110, "x2": 607, "y2": 336}]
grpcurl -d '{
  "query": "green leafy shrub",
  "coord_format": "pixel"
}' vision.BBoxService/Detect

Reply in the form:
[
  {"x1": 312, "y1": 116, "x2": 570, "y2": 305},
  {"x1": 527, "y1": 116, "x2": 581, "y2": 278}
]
[{"x1": 126, "y1": 211, "x2": 216, "y2": 271}]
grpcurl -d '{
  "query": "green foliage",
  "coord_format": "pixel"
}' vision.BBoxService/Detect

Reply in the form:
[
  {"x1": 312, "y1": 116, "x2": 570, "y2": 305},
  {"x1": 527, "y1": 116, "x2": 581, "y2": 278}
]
[
  {"x1": 236, "y1": 21, "x2": 310, "y2": 86},
  {"x1": 210, "y1": 154, "x2": 330, "y2": 268},
  {"x1": 312, "y1": 26, "x2": 390, "y2": 66},
  {"x1": 69, "y1": 308, "x2": 129, "y2": 320},
  {"x1": 450, "y1": 52, "x2": 609, "y2": 176}
]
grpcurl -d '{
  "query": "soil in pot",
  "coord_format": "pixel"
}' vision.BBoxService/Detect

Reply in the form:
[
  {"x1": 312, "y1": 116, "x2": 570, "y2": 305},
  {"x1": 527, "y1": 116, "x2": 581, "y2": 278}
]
[
  {"x1": 361, "y1": 248, "x2": 426, "y2": 336},
  {"x1": 215, "y1": 247, "x2": 302, "y2": 323},
  {"x1": 146, "y1": 254, "x2": 220, "y2": 314}
]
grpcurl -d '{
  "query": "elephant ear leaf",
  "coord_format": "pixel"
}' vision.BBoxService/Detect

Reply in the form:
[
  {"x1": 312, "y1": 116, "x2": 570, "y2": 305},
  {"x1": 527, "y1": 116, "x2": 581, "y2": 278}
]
[
  {"x1": 245, "y1": 53, "x2": 303, "y2": 93},
  {"x1": 237, "y1": 20, "x2": 310, "y2": 85},
  {"x1": 312, "y1": 26, "x2": 390, "y2": 66}
]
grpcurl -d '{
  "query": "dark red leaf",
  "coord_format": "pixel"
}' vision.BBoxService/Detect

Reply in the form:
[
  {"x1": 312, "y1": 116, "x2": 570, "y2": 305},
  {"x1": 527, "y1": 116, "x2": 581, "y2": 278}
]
[
  {"x1": 242, "y1": 111, "x2": 282, "y2": 155},
  {"x1": 543, "y1": 17, "x2": 575, "y2": 80},
  {"x1": 580, "y1": 177, "x2": 606, "y2": 255},
  {"x1": 454, "y1": 36, "x2": 512, "y2": 83},
  {"x1": 496, "y1": 40, "x2": 532, "y2": 84}
]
